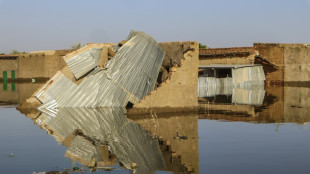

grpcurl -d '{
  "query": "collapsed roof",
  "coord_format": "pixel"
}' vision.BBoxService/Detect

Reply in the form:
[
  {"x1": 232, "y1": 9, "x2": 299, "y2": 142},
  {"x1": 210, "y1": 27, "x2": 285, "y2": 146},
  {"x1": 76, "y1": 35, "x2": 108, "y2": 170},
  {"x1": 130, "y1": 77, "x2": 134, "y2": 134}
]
[{"x1": 35, "y1": 31, "x2": 165, "y2": 112}]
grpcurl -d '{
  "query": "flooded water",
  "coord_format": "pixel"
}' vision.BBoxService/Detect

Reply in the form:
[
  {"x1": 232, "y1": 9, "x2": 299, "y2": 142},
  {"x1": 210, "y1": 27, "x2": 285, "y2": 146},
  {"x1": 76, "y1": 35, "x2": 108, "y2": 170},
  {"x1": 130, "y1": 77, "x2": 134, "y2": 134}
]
[{"x1": 1, "y1": 83, "x2": 310, "y2": 173}]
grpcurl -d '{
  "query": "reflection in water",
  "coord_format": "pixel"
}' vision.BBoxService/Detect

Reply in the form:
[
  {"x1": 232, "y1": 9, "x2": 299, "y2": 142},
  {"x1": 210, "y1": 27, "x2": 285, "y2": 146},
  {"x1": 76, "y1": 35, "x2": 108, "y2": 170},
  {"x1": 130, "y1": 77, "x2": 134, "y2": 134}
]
[
  {"x1": 200, "y1": 86, "x2": 310, "y2": 124},
  {"x1": 128, "y1": 112, "x2": 199, "y2": 173},
  {"x1": 21, "y1": 107, "x2": 199, "y2": 173},
  {"x1": 35, "y1": 107, "x2": 165, "y2": 173},
  {"x1": 198, "y1": 77, "x2": 265, "y2": 106},
  {"x1": 0, "y1": 82, "x2": 44, "y2": 105}
]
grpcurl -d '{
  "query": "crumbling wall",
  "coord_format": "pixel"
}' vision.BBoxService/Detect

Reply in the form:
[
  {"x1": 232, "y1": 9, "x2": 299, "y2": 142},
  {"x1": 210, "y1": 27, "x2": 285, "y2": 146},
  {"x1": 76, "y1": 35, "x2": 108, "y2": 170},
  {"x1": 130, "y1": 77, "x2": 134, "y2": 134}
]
[
  {"x1": 131, "y1": 41, "x2": 199, "y2": 112},
  {"x1": 254, "y1": 43, "x2": 285, "y2": 85},
  {"x1": 254, "y1": 43, "x2": 310, "y2": 85}
]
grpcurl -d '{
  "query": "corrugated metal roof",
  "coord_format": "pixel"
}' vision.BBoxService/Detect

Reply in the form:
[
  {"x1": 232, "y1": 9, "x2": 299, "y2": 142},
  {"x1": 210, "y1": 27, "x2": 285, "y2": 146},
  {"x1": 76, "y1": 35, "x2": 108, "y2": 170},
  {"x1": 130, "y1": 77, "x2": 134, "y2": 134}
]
[
  {"x1": 35, "y1": 31, "x2": 165, "y2": 108},
  {"x1": 65, "y1": 47, "x2": 102, "y2": 79}
]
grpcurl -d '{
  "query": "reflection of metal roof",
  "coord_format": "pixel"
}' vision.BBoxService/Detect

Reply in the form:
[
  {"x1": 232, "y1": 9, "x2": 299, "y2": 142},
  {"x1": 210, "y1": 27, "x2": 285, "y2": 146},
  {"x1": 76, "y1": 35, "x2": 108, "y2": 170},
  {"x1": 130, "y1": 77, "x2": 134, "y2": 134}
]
[
  {"x1": 64, "y1": 47, "x2": 102, "y2": 79},
  {"x1": 37, "y1": 107, "x2": 165, "y2": 172},
  {"x1": 199, "y1": 64, "x2": 261, "y2": 69}
]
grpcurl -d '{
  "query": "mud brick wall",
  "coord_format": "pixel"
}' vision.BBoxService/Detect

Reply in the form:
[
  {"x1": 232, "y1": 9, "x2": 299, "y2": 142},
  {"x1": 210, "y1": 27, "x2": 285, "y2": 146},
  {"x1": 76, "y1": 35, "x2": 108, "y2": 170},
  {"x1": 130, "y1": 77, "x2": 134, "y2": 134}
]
[
  {"x1": 254, "y1": 43, "x2": 285, "y2": 85},
  {"x1": 132, "y1": 41, "x2": 199, "y2": 111},
  {"x1": 0, "y1": 59, "x2": 18, "y2": 78},
  {"x1": 283, "y1": 44, "x2": 310, "y2": 82},
  {"x1": 199, "y1": 47, "x2": 255, "y2": 66},
  {"x1": 0, "y1": 50, "x2": 73, "y2": 80},
  {"x1": 18, "y1": 50, "x2": 73, "y2": 79},
  {"x1": 199, "y1": 54, "x2": 255, "y2": 65}
]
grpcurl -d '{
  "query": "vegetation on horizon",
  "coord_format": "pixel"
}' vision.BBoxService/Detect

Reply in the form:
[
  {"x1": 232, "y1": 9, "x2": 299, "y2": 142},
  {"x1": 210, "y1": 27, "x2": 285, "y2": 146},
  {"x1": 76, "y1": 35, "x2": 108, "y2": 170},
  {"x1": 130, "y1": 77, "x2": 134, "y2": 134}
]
[
  {"x1": 10, "y1": 50, "x2": 26, "y2": 54},
  {"x1": 199, "y1": 43, "x2": 208, "y2": 49}
]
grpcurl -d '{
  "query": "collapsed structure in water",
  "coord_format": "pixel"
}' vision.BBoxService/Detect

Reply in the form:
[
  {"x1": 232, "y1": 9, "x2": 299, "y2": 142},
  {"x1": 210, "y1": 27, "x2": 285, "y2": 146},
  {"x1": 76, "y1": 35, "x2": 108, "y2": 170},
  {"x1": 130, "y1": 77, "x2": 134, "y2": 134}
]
[{"x1": 19, "y1": 31, "x2": 199, "y2": 112}]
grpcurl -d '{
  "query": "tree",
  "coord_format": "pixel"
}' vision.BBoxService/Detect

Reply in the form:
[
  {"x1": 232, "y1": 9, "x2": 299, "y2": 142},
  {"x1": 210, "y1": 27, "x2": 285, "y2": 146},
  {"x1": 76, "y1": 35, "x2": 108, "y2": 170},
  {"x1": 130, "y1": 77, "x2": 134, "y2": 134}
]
[
  {"x1": 199, "y1": 43, "x2": 208, "y2": 49},
  {"x1": 71, "y1": 42, "x2": 82, "y2": 49},
  {"x1": 10, "y1": 50, "x2": 25, "y2": 54},
  {"x1": 0, "y1": 53, "x2": 5, "y2": 55}
]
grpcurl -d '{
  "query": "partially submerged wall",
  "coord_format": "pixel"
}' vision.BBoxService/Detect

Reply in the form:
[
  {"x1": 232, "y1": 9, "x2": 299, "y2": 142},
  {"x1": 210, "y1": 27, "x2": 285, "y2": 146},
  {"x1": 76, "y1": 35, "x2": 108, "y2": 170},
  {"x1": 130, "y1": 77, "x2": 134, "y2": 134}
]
[
  {"x1": 0, "y1": 50, "x2": 74, "y2": 81},
  {"x1": 130, "y1": 41, "x2": 199, "y2": 112},
  {"x1": 254, "y1": 43, "x2": 310, "y2": 85},
  {"x1": 283, "y1": 44, "x2": 310, "y2": 83},
  {"x1": 254, "y1": 43, "x2": 285, "y2": 85},
  {"x1": 0, "y1": 57, "x2": 18, "y2": 79}
]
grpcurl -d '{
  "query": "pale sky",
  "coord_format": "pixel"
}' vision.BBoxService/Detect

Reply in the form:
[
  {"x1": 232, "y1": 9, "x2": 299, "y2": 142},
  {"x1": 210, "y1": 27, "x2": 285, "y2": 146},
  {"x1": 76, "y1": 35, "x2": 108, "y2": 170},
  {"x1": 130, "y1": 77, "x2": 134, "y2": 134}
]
[{"x1": 0, "y1": 0, "x2": 309, "y2": 54}]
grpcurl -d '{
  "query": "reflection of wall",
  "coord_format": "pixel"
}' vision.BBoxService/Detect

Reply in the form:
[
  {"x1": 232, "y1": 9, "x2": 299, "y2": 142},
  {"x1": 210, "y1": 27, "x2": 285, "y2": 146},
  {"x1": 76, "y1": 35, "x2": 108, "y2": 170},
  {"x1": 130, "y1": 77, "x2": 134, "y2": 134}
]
[
  {"x1": 199, "y1": 87, "x2": 285, "y2": 123},
  {"x1": 129, "y1": 112, "x2": 199, "y2": 174},
  {"x1": 256, "y1": 86, "x2": 285, "y2": 123},
  {"x1": 0, "y1": 82, "x2": 44, "y2": 104},
  {"x1": 0, "y1": 83, "x2": 18, "y2": 104},
  {"x1": 284, "y1": 87, "x2": 310, "y2": 123},
  {"x1": 200, "y1": 86, "x2": 310, "y2": 124}
]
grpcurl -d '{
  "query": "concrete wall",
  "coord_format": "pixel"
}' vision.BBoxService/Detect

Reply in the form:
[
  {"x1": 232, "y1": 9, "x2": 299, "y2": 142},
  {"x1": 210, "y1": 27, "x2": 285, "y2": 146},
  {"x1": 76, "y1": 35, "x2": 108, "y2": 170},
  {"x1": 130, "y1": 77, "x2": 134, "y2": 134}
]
[{"x1": 131, "y1": 41, "x2": 199, "y2": 111}]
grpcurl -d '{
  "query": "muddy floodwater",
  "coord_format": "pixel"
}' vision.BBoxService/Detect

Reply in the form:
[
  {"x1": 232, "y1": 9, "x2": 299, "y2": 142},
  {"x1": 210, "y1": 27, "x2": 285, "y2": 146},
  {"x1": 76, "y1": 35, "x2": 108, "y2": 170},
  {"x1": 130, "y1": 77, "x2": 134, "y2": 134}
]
[{"x1": 1, "y1": 83, "x2": 310, "y2": 174}]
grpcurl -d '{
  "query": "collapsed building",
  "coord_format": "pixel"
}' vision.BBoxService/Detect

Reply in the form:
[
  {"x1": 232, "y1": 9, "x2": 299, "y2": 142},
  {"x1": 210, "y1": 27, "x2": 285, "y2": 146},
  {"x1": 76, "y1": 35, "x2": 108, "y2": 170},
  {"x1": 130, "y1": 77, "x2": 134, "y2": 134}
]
[
  {"x1": 16, "y1": 31, "x2": 199, "y2": 173},
  {"x1": 18, "y1": 30, "x2": 198, "y2": 112}
]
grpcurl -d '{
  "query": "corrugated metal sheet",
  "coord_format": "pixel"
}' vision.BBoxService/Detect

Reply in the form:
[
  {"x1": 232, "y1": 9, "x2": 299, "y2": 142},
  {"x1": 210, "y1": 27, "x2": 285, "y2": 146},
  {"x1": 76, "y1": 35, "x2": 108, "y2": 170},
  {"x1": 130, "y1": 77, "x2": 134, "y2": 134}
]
[
  {"x1": 65, "y1": 47, "x2": 102, "y2": 79},
  {"x1": 36, "y1": 107, "x2": 165, "y2": 173},
  {"x1": 35, "y1": 31, "x2": 165, "y2": 108},
  {"x1": 232, "y1": 65, "x2": 265, "y2": 85}
]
